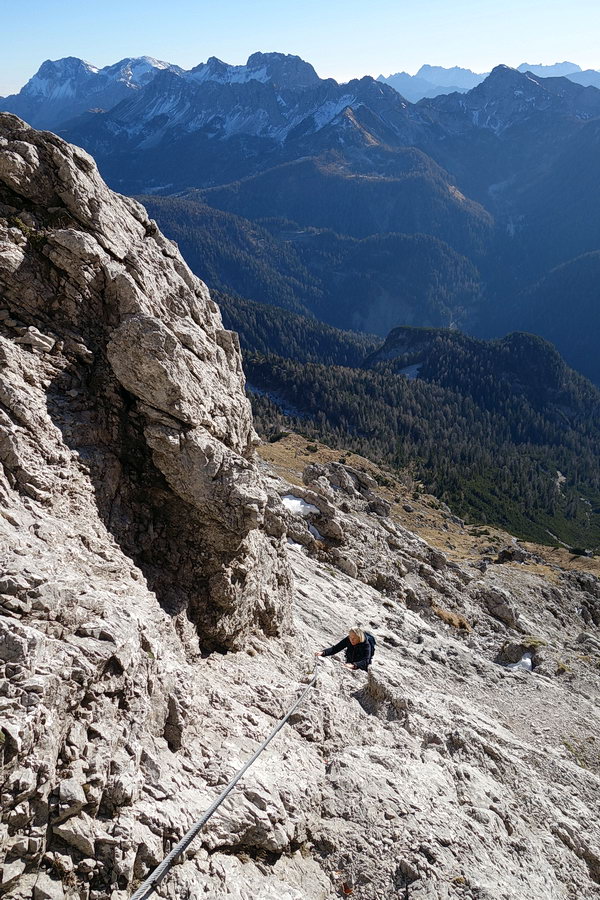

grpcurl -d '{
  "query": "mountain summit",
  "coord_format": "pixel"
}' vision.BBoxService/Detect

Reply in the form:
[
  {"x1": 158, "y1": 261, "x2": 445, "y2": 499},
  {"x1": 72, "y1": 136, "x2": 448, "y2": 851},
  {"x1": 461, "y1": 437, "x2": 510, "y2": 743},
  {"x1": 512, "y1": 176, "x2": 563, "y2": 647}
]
[
  {"x1": 424, "y1": 64, "x2": 600, "y2": 135},
  {"x1": 415, "y1": 63, "x2": 484, "y2": 89},
  {"x1": 189, "y1": 51, "x2": 320, "y2": 88},
  {"x1": 517, "y1": 60, "x2": 581, "y2": 77},
  {"x1": 379, "y1": 60, "x2": 597, "y2": 101}
]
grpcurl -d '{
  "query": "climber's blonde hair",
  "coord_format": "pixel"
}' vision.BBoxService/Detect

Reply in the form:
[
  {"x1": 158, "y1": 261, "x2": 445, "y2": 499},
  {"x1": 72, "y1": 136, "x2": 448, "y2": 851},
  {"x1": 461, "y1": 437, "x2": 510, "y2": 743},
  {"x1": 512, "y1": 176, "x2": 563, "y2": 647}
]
[{"x1": 349, "y1": 627, "x2": 365, "y2": 642}]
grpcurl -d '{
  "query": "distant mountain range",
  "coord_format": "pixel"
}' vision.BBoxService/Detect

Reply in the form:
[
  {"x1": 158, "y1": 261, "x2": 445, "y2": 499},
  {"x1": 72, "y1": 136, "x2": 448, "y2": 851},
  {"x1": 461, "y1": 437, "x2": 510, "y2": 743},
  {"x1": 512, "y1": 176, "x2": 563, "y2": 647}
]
[
  {"x1": 3, "y1": 53, "x2": 600, "y2": 151},
  {"x1": 378, "y1": 62, "x2": 600, "y2": 102},
  {"x1": 3, "y1": 55, "x2": 600, "y2": 125},
  {"x1": 2, "y1": 51, "x2": 600, "y2": 384}
]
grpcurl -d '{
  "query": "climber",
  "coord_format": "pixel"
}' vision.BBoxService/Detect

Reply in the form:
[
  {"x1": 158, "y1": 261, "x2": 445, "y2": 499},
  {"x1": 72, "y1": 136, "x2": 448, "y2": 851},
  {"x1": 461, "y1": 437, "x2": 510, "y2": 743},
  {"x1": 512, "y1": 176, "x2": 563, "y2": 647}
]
[{"x1": 316, "y1": 627, "x2": 375, "y2": 671}]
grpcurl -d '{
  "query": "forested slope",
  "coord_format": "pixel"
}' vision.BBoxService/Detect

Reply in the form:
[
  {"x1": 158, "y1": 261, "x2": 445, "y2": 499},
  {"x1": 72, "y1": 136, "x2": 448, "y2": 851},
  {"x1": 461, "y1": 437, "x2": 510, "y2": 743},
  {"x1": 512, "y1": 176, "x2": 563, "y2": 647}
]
[
  {"x1": 244, "y1": 326, "x2": 600, "y2": 546},
  {"x1": 142, "y1": 195, "x2": 483, "y2": 334}
]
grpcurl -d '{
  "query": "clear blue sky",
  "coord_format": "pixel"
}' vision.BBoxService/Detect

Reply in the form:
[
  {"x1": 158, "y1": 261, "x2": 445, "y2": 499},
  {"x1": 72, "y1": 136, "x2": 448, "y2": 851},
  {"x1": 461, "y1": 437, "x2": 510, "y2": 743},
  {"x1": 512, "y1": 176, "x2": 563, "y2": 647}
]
[{"x1": 2, "y1": 0, "x2": 599, "y2": 95}]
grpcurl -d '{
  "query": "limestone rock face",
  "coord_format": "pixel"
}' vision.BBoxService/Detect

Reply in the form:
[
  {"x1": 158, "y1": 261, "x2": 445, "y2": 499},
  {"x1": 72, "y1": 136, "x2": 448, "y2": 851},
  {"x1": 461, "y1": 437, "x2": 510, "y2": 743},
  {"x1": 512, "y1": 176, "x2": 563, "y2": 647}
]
[{"x1": 0, "y1": 112, "x2": 291, "y2": 648}]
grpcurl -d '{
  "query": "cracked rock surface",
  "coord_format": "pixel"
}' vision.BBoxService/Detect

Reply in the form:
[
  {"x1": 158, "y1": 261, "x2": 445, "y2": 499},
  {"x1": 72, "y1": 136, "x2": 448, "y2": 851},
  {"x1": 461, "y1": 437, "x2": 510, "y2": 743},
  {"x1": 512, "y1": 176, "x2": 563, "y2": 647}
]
[{"x1": 1, "y1": 115, "x2": 600, "y2": 900}]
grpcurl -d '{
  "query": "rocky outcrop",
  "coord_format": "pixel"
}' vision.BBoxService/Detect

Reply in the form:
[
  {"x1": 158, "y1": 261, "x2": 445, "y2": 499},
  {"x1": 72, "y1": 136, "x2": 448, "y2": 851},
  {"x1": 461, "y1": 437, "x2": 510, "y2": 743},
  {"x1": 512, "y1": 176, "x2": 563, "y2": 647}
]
[
  {"x1": 267, "y1": 460, "x2": 600, "y2": 898},
  {"x1": 0, "y1": 112, "x2": 291, "y2": 649}
]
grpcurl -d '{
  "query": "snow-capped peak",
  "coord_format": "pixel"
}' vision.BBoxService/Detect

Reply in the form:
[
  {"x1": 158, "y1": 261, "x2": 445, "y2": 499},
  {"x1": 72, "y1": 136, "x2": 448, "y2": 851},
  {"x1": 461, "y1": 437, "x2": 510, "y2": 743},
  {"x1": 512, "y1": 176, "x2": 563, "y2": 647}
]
[
  {"x1": 18, "y1": 56, "x2": 181, "y2": 101},
  {"x1": 103, "y1": 57, "x2": 183, "y2": 88},
  {"x1": 188, "y1": 57, "x2": 247, "y2": 84},
  {"x1": 23, "y1": 57, "x2": 100, "y2": 98},
  {"x1": 0, "y1": 55, "x2": 184, "y2": 130}
]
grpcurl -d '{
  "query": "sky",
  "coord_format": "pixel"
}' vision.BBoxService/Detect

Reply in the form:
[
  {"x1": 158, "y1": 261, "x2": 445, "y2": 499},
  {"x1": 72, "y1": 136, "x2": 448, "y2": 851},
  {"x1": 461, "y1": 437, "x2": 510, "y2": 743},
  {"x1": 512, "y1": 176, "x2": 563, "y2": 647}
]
[{"x1": 2, "y1": 0, "x2": 600, "y2": 95}]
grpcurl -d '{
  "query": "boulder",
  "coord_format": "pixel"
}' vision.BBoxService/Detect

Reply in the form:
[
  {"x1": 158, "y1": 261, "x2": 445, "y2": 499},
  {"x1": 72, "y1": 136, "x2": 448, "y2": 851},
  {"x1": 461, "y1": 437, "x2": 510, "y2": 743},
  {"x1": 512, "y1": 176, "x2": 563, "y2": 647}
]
[
  {"x1": 33, "y1": 872, "x2": 65, "y2": 900},
  {"x1": 54, "y1": 778, "x2": 87, "y2": 824},
  {"x1": 475, "y1": 584, "x2": 520, "y2": 628}
]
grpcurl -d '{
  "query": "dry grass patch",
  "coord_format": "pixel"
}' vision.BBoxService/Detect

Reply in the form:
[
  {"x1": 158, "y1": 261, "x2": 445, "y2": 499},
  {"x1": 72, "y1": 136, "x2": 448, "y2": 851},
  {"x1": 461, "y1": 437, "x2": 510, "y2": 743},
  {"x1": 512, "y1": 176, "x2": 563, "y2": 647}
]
[
  {"x1": 522, "y1": 542, "x2": 600, "y2": 577},
  {"x1": 431, "y1": 603, "x2": 472, "y2": 633},
  {"x1": 257, "y1": 433, "x2": 396, "y2": 490}
]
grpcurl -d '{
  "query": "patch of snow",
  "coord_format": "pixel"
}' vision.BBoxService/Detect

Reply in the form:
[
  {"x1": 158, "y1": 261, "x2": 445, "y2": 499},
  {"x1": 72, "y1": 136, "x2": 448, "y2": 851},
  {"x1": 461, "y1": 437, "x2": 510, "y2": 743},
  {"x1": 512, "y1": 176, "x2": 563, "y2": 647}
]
[
  {"x1": 188, "y1": 62, "x2": 270, "y2": 86},
  {"x1": 27, "y1": 76, "x2": 83, "y2": 100},
  {"x1": 311, "y1": 95, "x2": 356, "y2": 129},
  {"x1": 219, "y1": 106, "x2": 272, "y2": 137},
  {"x1": 231, "y1": 66, "x2": 269, "y2": 84},
  {"x1": 282, "y1": 495, "x2": 320, "y2": 517},
  {"x1": 140, "y1": 184, "x2": 174, "y2": 194},
  {"x1": 23, "y1": 56, "x2": 174, "y2": 101},
  {"x1": 133, "y1": 56, "x2": 174, "y2": 72},
  {"x1": 116, "y1": 58, "x2": 175, "y2": 86},
  {"x1": 505, "y1": 651, "x2": 534, "y2": 672},
  {"x1": 308, "y1": 523, "x2": 324, "y2": 540}
]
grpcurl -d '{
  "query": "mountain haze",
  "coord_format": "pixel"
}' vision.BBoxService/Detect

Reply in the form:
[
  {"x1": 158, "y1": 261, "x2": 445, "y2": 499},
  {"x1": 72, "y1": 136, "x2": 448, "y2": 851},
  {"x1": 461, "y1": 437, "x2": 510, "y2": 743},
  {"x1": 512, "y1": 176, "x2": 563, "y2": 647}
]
[
  {"x1": 142, "y1": 193, "x2": 483, "y2": 334},
  {"x1": 378, "y1": 60, "x2": 593, "y2": 101}
]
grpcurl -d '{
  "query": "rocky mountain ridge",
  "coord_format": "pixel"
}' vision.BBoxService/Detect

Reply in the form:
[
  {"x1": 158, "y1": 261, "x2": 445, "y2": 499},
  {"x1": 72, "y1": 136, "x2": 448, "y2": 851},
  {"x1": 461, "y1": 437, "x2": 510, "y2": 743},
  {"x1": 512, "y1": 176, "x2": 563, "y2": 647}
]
[
  {"x1": 424, "y1": 65, "x2": 600, "y2": 135},
  {"x1": 5, "y1": 54, "x2": 600, "y2": 195},
  {"x1": 188, "y1": 52, "x2": 320, "y2": 88},
  {"x1": 1, "y1": 115, "x2": 600, "y2": 900},
  {"x1": 5, "y1": 55, "x2": 599, "y2": 128},
  {"x1": 8, "y1": 50, "x2": 600, "y2": 385}
]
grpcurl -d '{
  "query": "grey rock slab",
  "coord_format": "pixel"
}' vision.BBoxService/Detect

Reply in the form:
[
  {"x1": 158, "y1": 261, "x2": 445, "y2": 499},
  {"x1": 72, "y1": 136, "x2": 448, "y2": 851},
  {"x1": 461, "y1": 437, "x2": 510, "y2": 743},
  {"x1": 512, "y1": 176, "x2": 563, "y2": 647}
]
[
  {"x1": 52, "y1": 813, "x2": 97, "y2": 857},
  {"x1": 54, "y1": 778, "x2": 88, "y2": 824},
  {"x1": 33, "y1": 872, "x2": 66, "y2": 900},
  {"x1": 1, "y1": 858, "x2": 27, "y2": 886},
  {"x1": 0, "y1": 112, "x2": 291, "y2": 652}
]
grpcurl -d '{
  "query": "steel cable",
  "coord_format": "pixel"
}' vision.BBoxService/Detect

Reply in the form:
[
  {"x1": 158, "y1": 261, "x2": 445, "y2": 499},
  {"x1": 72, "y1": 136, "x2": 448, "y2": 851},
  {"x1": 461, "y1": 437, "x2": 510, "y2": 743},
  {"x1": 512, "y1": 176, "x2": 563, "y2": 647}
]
[{"x1": 130, "y1": 666, "x2": 319, "y2": 900}]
